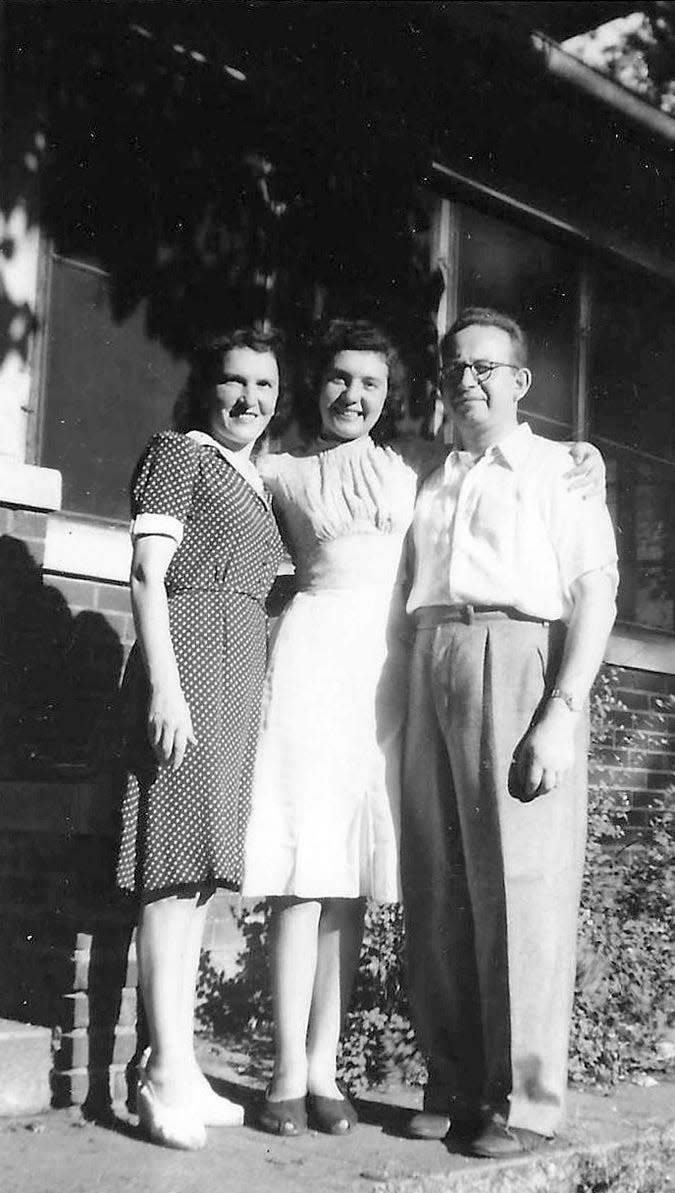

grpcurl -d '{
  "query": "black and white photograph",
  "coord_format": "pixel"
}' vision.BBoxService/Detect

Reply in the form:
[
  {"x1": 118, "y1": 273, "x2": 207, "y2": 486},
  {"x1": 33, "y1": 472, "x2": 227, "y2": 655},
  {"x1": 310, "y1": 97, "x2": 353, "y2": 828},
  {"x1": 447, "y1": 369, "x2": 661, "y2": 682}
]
[{"x1": 0, "y1": 3, "x2": 674, "y2": 1190}]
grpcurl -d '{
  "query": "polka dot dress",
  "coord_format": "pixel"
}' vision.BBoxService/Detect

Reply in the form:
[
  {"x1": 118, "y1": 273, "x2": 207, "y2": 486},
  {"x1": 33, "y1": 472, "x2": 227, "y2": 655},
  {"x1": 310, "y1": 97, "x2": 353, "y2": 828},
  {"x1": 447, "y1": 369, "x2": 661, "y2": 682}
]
[{"x1": 116, "y1": 432, "x2": 283, "y2": 896}]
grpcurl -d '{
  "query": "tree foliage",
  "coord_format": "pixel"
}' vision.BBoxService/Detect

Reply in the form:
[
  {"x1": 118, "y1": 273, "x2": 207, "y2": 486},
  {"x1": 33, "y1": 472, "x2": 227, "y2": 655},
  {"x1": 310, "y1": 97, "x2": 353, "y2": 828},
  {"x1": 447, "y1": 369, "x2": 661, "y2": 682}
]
[
  {"x1": 568, "y1": 1, "x2": 675, "y2": 114},
  {"x1": 2, "y1": 2, "x2": 446, "y2": 386}
]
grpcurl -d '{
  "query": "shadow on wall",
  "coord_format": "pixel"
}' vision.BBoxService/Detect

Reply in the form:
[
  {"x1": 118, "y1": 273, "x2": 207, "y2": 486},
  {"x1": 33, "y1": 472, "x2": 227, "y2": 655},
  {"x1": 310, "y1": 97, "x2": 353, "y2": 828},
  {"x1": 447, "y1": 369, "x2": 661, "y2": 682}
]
[
  {"x1": 0, "y1": 536, "x2": 124, "y2": 779},
  {"x1": 0, "y1": 534, "x2": 138, "y2": 1115}
]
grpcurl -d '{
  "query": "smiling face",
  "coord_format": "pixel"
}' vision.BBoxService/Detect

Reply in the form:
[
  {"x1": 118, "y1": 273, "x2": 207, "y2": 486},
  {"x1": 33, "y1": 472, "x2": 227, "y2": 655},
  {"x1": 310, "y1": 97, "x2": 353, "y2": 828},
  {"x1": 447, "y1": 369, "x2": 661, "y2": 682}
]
[
  {"x1": 207, "y1": 346, "x2": 279, "y2": 454},
  {"x1": 441, "y1": 324, "x2": 531, "y2": 450},
  {"x1": 318, "y1": 349, "x2": 389, "y2": 442}
]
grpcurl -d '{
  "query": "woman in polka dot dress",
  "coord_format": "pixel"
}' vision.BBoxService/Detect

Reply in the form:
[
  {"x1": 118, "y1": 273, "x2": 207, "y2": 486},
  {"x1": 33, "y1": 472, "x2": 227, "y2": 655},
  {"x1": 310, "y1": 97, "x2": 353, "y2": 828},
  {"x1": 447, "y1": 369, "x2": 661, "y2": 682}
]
[{"x1": 117, "y1": 328, "x2": 283, "y2": 1150}]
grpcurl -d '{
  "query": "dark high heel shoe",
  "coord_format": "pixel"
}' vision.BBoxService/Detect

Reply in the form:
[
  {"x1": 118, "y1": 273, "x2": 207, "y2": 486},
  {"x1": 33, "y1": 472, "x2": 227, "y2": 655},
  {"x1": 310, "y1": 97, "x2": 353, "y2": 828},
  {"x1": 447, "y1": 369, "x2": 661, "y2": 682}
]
[
  {"x1": 258, "y1": 1088, "x2": 308, "y2": 1137},
  {"x1": 307, "y1": 1083, "x2": 358, "y2": 1135}
]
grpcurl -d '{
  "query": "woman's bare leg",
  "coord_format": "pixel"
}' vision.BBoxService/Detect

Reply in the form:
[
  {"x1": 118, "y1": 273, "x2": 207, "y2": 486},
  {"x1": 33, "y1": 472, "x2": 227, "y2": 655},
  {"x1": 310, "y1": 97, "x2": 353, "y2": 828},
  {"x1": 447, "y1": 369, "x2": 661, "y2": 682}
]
[
  {"x1": 179, "y1": 891, "x2": 211, "y2": 1090},
  {"x1": 306, "y1": 897, "x2": 366, "y2": 1098},
  {"x1": 268, "y1": 898, "x2": 321, "y2": 1101},
  {"x1": 137, "y1": 892, "x2": 201, "y2": 1108}
]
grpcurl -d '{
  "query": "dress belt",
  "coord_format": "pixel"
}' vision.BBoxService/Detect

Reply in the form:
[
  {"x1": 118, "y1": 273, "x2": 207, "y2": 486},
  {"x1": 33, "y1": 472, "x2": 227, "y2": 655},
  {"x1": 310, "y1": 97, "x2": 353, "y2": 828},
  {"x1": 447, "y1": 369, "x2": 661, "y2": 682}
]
[
  {"x1": 412, "y1": 603, "x2": 550, "y2": 629},
  {"x1": 167, "y1": 584, "x2": 266, "y2": 605}
]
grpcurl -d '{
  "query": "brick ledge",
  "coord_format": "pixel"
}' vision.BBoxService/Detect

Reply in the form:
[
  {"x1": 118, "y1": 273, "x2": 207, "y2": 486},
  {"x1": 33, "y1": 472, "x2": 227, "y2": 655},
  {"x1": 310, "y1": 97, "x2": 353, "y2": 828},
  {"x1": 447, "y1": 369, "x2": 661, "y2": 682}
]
[
  {"x1": 607, "y1": 624, "x2": 675, "y2": 674},
  {"x1": 43, "y1": 514, "x2": 131, "y2": 583},
  {"x1": 0, "y1": 459, "x2": 62, "y2": 511}
]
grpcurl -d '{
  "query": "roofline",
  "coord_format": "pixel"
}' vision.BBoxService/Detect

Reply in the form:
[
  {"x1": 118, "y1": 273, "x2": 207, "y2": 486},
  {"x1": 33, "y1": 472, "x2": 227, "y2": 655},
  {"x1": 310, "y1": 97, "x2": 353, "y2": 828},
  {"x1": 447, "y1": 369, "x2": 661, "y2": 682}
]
[{"x1": 530, "y1": 29, "x2": 675, "y2": 145}]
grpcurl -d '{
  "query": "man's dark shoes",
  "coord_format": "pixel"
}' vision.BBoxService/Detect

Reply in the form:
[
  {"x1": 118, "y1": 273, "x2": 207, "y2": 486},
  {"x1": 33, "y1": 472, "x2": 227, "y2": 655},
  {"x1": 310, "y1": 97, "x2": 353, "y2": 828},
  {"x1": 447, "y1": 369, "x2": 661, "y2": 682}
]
[
  {"x1": 258, "y1": 1089, "x2": 307, "y2": 1136},
  {"x1": 407, "y1": 1109, "x2": 482, "y2": 1142},
  {"x1": 468, "y1": 1114, "x2": 524, "y2": 1158},
  {"x1": 512, "y1": 1127, "x2": 553, "y2": 1152},
  {"x1": 406, "y1": 1110, "x2": 451, "y2": 1140}
]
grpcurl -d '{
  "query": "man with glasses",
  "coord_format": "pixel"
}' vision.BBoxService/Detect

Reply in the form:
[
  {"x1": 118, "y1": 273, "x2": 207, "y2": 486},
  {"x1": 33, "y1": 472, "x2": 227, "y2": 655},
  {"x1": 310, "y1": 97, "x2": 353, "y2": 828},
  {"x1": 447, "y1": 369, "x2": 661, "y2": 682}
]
[{"x1": 400, "y1": 307, "x2": 618, "y2": 1157}]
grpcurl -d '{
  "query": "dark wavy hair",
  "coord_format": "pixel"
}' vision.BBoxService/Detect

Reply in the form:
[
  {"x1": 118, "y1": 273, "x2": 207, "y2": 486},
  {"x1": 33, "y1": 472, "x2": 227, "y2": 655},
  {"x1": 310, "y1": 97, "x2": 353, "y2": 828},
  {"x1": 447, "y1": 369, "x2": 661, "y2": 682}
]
[
  {"x1": 172, "y1": 325, "x2": 291, "y2": 442},
  {"x1": 293, "y1": 319, "x2": 408, "y2": 445},
  {"x1": 440, "y1": 307, "x2": 529, "y2": 369}
]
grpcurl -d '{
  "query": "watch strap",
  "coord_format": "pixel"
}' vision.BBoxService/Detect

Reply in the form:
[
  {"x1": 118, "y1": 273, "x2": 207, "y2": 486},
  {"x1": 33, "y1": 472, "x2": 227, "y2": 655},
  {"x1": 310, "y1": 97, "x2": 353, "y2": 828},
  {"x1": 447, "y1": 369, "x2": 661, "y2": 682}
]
[{"x1": 550, "y1": 686, "x2": 582, "y2": 713}]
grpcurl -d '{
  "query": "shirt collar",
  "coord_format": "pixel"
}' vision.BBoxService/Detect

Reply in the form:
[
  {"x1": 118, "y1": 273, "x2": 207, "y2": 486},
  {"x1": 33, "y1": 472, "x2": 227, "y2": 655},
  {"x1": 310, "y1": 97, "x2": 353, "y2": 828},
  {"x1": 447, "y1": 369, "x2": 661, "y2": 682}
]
[
  {"x1": 186, "y1": 429, "x2": 266, "y2": 499},
  {"x1": 446, "y1": 421, "x2": 533, "y2": 474},
  {"x1": 489, "y1": 422, "x2": 534, "y2": 470}
]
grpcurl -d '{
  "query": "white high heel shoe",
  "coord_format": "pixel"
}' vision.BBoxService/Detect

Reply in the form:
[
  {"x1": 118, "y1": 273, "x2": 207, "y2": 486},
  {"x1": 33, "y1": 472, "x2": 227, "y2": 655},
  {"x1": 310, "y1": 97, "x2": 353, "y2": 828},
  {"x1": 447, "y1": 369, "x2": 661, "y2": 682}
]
[
  {"x1": 136, "y1": 1067, "x2": 207, "y2": 1150},
  {"x1": 193, "y1": 1081, "x2": 244, "y2": 1128}
]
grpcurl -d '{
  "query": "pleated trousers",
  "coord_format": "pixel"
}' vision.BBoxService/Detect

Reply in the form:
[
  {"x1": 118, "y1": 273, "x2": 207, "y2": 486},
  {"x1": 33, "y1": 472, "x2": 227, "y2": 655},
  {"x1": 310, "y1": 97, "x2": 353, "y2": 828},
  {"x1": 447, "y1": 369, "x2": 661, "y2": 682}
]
[{"x1": 401, "y1": 614, "x2": 588, "y2": 1135}]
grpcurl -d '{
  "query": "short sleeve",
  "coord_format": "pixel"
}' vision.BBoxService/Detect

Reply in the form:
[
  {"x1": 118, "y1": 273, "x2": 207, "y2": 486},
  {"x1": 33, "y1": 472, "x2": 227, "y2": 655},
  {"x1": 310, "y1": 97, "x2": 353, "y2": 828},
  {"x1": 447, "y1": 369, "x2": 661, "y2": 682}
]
[
  {"x1": 130, "y1": 432, "x2": 199, "y2": 544},
  {"x1": 548, "y1": 477, "x2": 619, "y2": 601}
]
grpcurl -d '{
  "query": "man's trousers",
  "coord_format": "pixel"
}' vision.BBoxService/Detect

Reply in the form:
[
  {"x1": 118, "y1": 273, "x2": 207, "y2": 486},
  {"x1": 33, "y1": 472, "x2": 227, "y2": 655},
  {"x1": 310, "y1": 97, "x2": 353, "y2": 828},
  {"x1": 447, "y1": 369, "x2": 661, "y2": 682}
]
[{"x1": 401, "y1": 613, "x2": 588, "y2": 1136}]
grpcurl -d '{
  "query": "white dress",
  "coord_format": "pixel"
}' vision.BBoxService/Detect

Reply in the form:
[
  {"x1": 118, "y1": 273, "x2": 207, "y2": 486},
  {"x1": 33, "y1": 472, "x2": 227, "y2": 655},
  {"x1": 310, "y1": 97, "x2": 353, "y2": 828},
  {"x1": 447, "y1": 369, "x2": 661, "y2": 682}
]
[{"x1": 242, "y1": 435, "x2": 434, "y2": 902}]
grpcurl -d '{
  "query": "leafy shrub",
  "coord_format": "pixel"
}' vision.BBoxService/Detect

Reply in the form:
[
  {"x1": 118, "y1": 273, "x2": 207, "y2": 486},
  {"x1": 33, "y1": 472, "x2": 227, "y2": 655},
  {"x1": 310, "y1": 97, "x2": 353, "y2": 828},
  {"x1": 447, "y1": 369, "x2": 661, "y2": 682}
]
[
  {"x1": 339, "y1": 902, "x2": 424, "y2": 1090},
  {"x1": 570, "y1": 668, "x2": 675, "y2": 1085},
  {"x1": 197, "y1": 666, "x2": 675, "y2": 1091},
  {"x1": 571, "y1": 794, "x2": 675, "y2": 1086}
]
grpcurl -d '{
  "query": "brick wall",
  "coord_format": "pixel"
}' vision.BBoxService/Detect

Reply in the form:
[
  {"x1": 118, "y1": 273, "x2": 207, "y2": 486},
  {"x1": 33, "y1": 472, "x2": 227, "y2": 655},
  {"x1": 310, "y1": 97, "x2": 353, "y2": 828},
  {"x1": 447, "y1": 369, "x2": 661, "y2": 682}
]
[
  {"x1": 1, "y1": 502, "x2": 140, "y2": 1112},
  {"x1": 0, "y1": 504, "x2": 48, "y2": 567},
  {"x1": 590, "y1": 666, "x2": 675, "y2": 828},
  {"x1": 0, "y1": 507, "x2": 134, "y2": 780},
  {"x1": 0, "y1": 809, "x2": 138, "y2": 1111}
]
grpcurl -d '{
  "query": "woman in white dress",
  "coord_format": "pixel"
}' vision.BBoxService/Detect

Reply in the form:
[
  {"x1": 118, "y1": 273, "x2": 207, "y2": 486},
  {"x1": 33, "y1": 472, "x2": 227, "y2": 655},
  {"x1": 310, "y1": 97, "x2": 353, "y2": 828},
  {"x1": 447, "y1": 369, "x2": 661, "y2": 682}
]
[{"x1": 243, "y1": 319, "x2": 601, "y2": 1136}]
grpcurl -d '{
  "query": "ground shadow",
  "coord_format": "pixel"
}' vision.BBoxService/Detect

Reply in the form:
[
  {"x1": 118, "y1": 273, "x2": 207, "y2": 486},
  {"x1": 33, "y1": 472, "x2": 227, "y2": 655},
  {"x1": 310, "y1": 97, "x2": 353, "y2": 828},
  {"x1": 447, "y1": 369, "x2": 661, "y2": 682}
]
[{"x1": 352, "y1": 1095, "x2": 417, "y2": 1138}]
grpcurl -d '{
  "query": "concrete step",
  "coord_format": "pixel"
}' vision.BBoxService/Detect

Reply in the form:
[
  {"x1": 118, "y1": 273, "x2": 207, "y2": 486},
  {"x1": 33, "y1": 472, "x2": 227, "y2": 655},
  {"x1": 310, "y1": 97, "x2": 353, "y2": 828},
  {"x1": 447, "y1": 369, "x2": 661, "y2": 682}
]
[{"x1": 0, "y1": 1019, "x2": 52, "y2": 1116}]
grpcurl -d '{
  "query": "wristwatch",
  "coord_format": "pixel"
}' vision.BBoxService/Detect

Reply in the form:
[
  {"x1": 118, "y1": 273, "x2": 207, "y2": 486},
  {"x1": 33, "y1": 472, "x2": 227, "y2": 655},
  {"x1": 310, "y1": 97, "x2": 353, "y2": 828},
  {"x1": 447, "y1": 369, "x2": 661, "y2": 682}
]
[{"x1": 550, "y1": 687, "x2": 583, "y2": 713}]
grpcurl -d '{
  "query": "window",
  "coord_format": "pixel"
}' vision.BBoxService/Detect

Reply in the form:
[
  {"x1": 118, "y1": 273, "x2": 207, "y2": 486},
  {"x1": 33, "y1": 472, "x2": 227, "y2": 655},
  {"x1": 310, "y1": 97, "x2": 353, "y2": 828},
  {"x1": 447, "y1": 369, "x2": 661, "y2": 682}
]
[
  {"x1": 590, "y1": 260, "x2": 675, "y2": 633},
  {"x1": 458, "y1": 204, "x2": 579, "y2": 439},
  {"x1": 40, "y1": 254, "x2": 187, "y2": 521}
]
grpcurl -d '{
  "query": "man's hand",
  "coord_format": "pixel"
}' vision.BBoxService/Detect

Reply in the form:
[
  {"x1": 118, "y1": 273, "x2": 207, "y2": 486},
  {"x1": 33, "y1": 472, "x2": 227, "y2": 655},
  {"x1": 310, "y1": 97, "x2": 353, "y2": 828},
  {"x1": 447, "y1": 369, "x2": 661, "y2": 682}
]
[
  {"x1": 564, "y1": 442, "x2": 605, "y2": 499},
  {"x1": 147, "y1": 685, "x2": 198, "y2": 771},
  {"x1": 512, "y1": 702, "x2": 576, "y2": 801}
]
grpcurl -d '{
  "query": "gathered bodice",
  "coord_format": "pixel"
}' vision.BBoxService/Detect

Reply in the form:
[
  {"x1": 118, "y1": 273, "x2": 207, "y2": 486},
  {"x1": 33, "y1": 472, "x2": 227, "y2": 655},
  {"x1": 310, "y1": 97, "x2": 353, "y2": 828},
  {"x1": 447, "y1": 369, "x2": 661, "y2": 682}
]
[{"x1": 258, "y1": 436, "x2": 426, "y2": 592}]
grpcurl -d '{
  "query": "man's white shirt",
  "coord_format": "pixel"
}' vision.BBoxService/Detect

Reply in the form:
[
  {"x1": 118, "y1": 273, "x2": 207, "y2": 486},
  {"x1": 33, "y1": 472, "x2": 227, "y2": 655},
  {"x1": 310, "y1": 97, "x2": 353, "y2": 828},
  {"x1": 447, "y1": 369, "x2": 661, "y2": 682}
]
[{"x1": 407, "y1": 423, "x2": 618, "y2": 623}]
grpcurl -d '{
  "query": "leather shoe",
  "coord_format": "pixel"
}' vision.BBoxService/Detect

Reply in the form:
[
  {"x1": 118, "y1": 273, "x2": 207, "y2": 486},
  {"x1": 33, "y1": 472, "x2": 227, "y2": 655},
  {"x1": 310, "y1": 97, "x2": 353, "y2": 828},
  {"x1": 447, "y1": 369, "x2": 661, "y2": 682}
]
[
  {"x1": 512, "y1": 1127, "x2": 553, "y2": 1152},
  {"x1": 307, "y1": 1083, "x2": 358, "y2": 1135},
  {"x1": 406, "y1": 1110, "x2": 451, "y2": 1140},
  {"x1": 468, "y1": 1115, "x2": 524, "y2": 1158},
  {"x1": 258, "y1": 1088, "x2": 308, "y2": 1137}
]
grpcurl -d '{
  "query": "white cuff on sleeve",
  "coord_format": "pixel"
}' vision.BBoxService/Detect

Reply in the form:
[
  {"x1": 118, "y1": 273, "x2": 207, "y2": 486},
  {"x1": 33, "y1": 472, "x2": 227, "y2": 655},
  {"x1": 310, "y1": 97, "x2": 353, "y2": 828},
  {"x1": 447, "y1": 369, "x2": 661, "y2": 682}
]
[{"x1": 130, "y1": 513, "x2": 184, "y2": 544}]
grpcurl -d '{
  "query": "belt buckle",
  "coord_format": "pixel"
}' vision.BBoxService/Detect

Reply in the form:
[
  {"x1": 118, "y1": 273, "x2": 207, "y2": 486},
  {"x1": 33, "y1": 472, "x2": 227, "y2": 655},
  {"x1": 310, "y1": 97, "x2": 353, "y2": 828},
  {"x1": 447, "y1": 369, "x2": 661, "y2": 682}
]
[{"x1": 462, "y1": 603, "x2": 475, "y2": 624}]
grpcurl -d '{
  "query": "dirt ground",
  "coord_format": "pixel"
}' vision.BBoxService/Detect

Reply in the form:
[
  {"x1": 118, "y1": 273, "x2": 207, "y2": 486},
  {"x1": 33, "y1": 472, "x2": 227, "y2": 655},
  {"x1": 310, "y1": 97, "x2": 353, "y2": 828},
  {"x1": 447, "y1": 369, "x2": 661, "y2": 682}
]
[{"x1": 2, "y1": 1042, "x2": 674, "y2": 1193}]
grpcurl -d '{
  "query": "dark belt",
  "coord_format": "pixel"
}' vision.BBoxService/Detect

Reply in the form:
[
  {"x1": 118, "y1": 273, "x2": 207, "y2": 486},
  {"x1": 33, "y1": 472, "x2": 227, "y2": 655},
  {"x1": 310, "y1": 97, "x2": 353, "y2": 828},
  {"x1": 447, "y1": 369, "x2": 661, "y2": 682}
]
[{"x1": 412, "y1": 603, "x2": 549, "y2": 629}]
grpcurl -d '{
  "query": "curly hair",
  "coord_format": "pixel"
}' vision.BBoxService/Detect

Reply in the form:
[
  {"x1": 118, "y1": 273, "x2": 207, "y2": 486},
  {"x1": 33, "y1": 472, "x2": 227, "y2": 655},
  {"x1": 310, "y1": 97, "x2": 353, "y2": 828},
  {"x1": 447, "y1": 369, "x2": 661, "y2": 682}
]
[
  {"x1": 293, "y1": 319, "x2": 408, "y2": 445},
  {"x1": 172, "y1": 325, "x2": 291, "y2": 440}
]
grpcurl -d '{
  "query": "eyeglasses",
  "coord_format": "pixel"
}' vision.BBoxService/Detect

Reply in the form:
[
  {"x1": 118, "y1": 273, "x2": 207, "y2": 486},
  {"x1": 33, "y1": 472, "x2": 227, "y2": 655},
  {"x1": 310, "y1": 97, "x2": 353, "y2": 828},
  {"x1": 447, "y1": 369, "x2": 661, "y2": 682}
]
[{"x1": 440, "y1": 360, "x2": 520, "y2": 385}]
